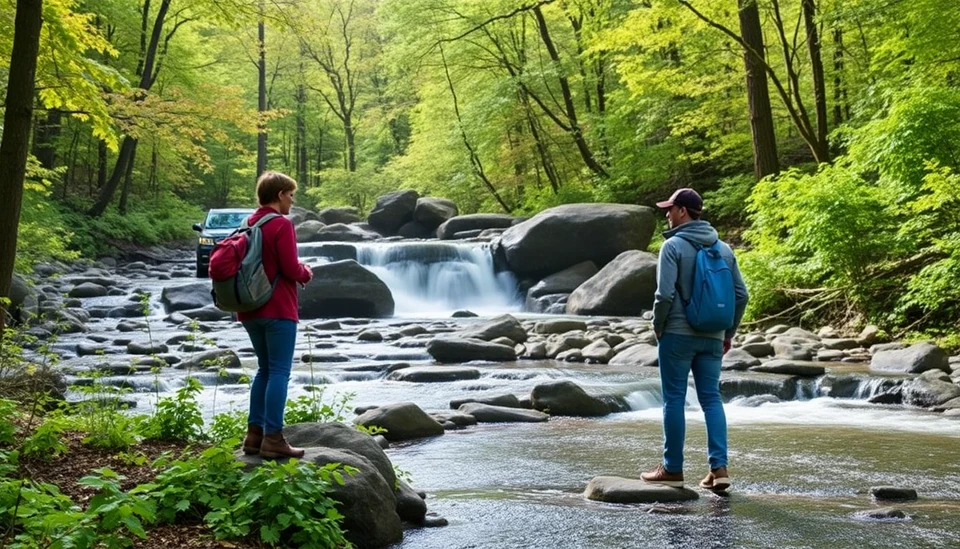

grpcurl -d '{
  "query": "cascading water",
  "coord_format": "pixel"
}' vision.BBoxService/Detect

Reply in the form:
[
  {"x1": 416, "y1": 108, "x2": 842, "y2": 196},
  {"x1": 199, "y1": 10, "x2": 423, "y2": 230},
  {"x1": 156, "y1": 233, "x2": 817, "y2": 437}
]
[{"x1": 298, "y1": 241, "x2": 522, "y2": 317}]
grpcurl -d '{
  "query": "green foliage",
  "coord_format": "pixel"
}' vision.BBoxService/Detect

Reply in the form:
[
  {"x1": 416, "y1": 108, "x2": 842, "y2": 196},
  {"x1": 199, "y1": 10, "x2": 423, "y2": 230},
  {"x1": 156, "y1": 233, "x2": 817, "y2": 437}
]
[
  {"x1": 63, "y1": 372, "x2": 142, "y2": 450},
  {"x1": 307, "y1": 167, "x2": 397, "y2": 214},
  {"x1": 205, "y1": 459, "x2": 353, "y2": 548},
  {"x1": 0, "y1": 399, "x2": 18, "y2": 445},
  {"x1": 142, "y1": 378, "x2": 205, "y2": 443},
  {"x1": 15, "y1": 159, "x2": 80, "y2": 273},
  {"x1": 20, "y1": 419, "x2": 68, "y2": 461},
  {"x1": 209, "y1": 410, "x2": 248, "y2": 444},
  {"x1": 284, "y1": 389, "x2": 354, "y2": 425},
  {"x1": 77, "y1": 469, "x2": 156, "y2": 548}
]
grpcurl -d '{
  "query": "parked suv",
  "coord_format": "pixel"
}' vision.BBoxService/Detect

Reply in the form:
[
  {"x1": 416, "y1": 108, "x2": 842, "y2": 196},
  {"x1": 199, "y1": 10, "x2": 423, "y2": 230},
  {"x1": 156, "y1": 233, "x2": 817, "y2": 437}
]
[{"x1": 192, "y1": 208, "x2": 255, "y2": 277}]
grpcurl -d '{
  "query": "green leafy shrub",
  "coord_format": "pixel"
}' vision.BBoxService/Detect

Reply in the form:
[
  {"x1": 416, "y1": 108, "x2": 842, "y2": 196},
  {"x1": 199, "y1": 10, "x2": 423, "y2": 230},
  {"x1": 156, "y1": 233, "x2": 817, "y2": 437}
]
[
  {"x1": 284, "y1": 389, "x2": 354, "y2": 425},
  {"x1": 209, "y1": 410, "x2": 248, "y2": 444},
  {"x1": 21, "y1": 419, "x2": 68, "y2": 460},
  {"x1": 62, "y1": 373, "x2": 143, "y2": 450},
  {"x1": 143, "y1": 378, "x2": 205, "y2": 442}
]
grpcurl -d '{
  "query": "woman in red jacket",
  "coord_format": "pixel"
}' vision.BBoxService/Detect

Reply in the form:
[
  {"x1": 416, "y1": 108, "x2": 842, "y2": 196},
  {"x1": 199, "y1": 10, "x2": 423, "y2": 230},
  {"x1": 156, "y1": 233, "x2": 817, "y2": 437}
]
[{"x1": 239, "y1": 171, "x2": 313, "y2": 459}]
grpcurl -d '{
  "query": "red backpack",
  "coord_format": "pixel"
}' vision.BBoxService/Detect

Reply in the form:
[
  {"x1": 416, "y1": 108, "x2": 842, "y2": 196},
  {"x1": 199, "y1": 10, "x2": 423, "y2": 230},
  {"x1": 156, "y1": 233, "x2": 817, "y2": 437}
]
[{"x1": 208, "y1": 213, "x2": 281, "y2": 312}]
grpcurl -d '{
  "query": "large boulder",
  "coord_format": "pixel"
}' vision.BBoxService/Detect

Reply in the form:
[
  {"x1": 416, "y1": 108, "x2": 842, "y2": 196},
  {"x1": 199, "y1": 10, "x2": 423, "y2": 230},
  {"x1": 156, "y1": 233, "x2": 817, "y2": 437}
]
[
  {"x1": 526, "y1": 261, "x2": 598, "y2": 300},
  {"x1": 426, "y1": 338, "x2": 517, "y2": 363},
  {"x1": 319, "y1": 206, "x2": 361, "y2": 225},
  {"x1": 870, "y1": 343, "x2": 950, "y2": 374},
  {"x1": 239, "y1": 448, "x2": 402, "y2": 549},
  {"x1": 457, "y1": 403, "x2": 549, "y2": 423},
  {"x1": 161, "y1": 282, "x2": 214, "y2": 313},
  {"x1": 68, "y1": 282, "x2": 108, "y2": 298},
  {"x1": 353, "y1": 402, "x2": 444, "y2": 441},
  {"x1": 609, "y1": 343, "x2": 659, "y2": 366},
  {"x1": 414, "y1": 197, "x2": 458, "y2": 229},
  {"x1": 499, "y1": 203, "x2": 656, "y2": 276},
  {"x1": 397, "y1": 221, "x2": 433, "y2": 239},
  {"x1": 295, "y1": 220, "x2": 328, "y2": 242},
  {"x1": 530, "y1": 380, "x2": 612, "y2": 417},
  {"x1": 459, "y1": 314, "x2": 527, "y2": 343},
  {"x1": 565, "y1": 250, "x2": 658, "y2": 315},
  {"x1": 282, "y1": 422, "x2": 396, "y2": 489},
  {"x1": 436, "y1": 214, "x2": 517, "y2": 240},
  {"x1": 286, "y1": 206, "x2": 322, "y2": 226},
  {"x1": 367, "y1": 190, "x2": 420, "y2": 235},
  {"x1": 300, "y1": 261, "x2": 394, "y2": 318},
  {"x1": 585, "y1": 476, "x2": 699, "y2": 503},
  {"x1": 309, "y1": 223, "x2": 382, "y2": 242},
  {"x1": 177, "y1": 349, "x2": 241, "y2": 370}
]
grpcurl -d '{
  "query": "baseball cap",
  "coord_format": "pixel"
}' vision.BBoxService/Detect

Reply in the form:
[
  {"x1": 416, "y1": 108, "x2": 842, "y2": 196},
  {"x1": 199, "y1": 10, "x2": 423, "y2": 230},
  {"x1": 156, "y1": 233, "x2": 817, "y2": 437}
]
[{"x1": 656, "y1": 188, "x2": 703, "y2": 213}]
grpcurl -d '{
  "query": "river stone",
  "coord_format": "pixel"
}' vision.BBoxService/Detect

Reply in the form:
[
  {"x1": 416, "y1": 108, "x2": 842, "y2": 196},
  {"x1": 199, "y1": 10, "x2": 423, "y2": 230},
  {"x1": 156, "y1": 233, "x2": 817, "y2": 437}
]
[
  {"x1": 177, "y1": 349, "x2": 241, "y2": 370},
  {"x1": 68, "y1": 282, "x2": 108, "y2": 298},
  {"x1": 283, "y1": 422, "x2": 396, "y2": 489},
  {"x1": 286, "y1": 205, "x2": 321, "y2": 226},
  {"x1": 765, "y1": 324, "x2": 790, "y2": 335},
  {"x1": 358, "y1": 330, "x2": 383, "y2": 342},
  {"x1": 584, "y1": 476, "x2": 699, "y2": 503},
  {"x1": 459, "y1": 314, "x2": 527, "y2": 343},
  {"x1": 817, "y1": 349, "x2": 846, "y2": 361},
  {"x1": 240, "y1": 447, "x2": 402, "y2": 549},
  {"x1": 901, "y1": 376, "x2": 960, "y2": 407},
  {"x1": 490, "y1": 336, "x2": 516, "y2": 347},
  {"x1": 523, "y1": 341, "x2": 547, "y2": 359},
  {"x1": 781, "y1": 327, "x2": 820, "y2": 341},
  {"x1": 302, "y1": 352, "x2": 350, "y2": 363},
  {"x1": 749, "y1": 359, "x2": 825, "y2": 377},
  {"x1": 311, "y1": 223, "x2": 382, "y2": 242},
  {"x1": 740, "y1": 342, "x2": 775, "y2": 358},
  {"x1": 817, "y1": 374, "x2": 866, "y2": 398},
  {"x1": 527, "y1": 261, "x2": 598, "y2": 300},
  {"x1": 126, "y1": 342, "x2": 168, "y2": 355},
  {"x1": 771, "y1": 337, "x2": 817, "y2": 361},
  {"x1": 160, "y1": 282, "x2": 214, "y2": 313},
  {"x1": 300, "y1": 260, "x2": 394, "y2": 318},
  {"x1": 870, "y1": 343, "x2": 950, "y2": 374},
  {"x1": 500, "y1": 203, "x2": 656, "y2": 276},
  {"x1": 414, "y1": 197, "x2": 458, "y2": 229},
  {"x1": 107, "y1": 302, "x2": 148, "y2": 318},
  {"x1": 387, "y1": 366, "x2": 481, "y2": 382},
  {"x1": 436, "y1": 214, "x2": 517, "y2": 240},
  {"x1": 609, "y1": 344, "x2": 659, "y2": 367},
  {"x1": 581, "y1": 340, "x2": 616, "y2": 363},
  {"x1": 318, "y1": 206, "x2": 361, "y2": 225},
  {"x1": 935, "y1": 396, "x2": 960, "y2": 412},
  {"x1": 854, "y1": 507, "x2": 908, "y2": 520},
  {"x1": 526, "y1": 293, "x2": 569, "y2": 314},
  {"x1": 534, "y1": 319, "x2": 588, "y2": 334},
  {"x1": 397, "y1": 221, "x2": 433, "y2": 239},
  {"x1": 353, "y1": 402, "x2": 444, "y2": 441},
  {"x1": 449, "y1": 393, "x2": 521, "y2": 409},
  {"x1": 722, "y1": 348, "x2": 761, "y2": 371},
  {"x1": 530, "y1": 380, "x2": 611, "y2": 417},
  {"x1": 735, "y1": 394, "x2": 781, "y2": 407},
  {"x1": 566, "y1": 250, "x2": 658, "y2": 315},
  {"x1": 720, "y1": 372, "x2": 798, "y2": 401},
  {"x1": 396, "y1": 480, "x2": 428, "y2": 524},
  {"x1": 295, "y1": 220, "x2": 328, "y2": 242},
  {"x1": 458, "y1": 403, "x2": 549, "y2": 423},
  {"x1": 452, "y1": 310, "x2": 478, "y2": 318},
  {"x1": 821, "y1": 338, "x2": 861, "y2": 351},
  {"x1": 426, "y1": 338, "x2": 517, "y2": 363},
  {"x1": 858, "y1": 324, "x2": 882, "y2": 346},
  {"x1": 870, "y1": 486, "x2": 918, "y2": 501},
  {"x1": 556, "y1": 348, "x2": 584, "y2": 362},
  {"x1": 368, "y1": 190, "x2": 419, "y2": 235}
]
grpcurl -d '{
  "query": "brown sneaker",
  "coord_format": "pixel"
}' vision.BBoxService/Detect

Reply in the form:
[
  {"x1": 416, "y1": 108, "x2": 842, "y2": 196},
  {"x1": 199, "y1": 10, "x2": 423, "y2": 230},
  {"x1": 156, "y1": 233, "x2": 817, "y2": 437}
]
[
  {"x1": 242, "y1": 424, "x2": 263, "y2": 455},
  {"x1": 699, "y1": 467, "x2": 731, "y2": 492},
  {"x1": 259, "y1": 431, "x2": 305, "y2": 460},
  {"x1": 640, "y1": 464, "x2": 684, "y2": 487}
]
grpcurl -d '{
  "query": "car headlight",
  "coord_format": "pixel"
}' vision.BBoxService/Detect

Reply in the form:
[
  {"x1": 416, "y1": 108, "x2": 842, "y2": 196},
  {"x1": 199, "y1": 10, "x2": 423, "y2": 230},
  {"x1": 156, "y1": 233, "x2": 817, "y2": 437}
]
[{"x1": 198, "y1": 237, "x2": 215, "y2": 246}]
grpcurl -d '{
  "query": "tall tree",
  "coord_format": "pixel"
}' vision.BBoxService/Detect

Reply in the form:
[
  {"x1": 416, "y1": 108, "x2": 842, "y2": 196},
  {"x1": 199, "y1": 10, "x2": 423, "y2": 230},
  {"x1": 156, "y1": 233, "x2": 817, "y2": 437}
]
[
  {"x1": 257, "y1": 0, "x2": 268, "y2": 178},
  {"x1": 738, "y1": 0, "x2": 779, "y2": 179},
  {"x1": 0, "y1": 0, "x2": 44, "y2": 332}
]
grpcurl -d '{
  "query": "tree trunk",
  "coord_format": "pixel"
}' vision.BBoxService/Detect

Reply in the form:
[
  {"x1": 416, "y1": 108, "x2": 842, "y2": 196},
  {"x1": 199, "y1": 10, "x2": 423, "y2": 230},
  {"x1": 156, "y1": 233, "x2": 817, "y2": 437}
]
[
  {"x1": 97, "y1": 139, "x2": 108, "y2": 191},
  {"x1": 802, "y1": 0, "x2": 830, "y2": 163},
  {"x1": 118, "y1": 141, "x2": 138, "y2": 214},
  {"x1": 832, "y1": 28, "x2": 847, "y2": 126},
  {"x1": 345, "y1": 121, "x2": 356, "y2": 172},
  {"x1": 738, "y1": 0, "x2": 780, "y2": 179},
  {"x1": 257, "y1": 13, "x2": 267, "y2": 179},
  {"x1": 87, "y1": 0, "x2": 171, "y2": 217},
  {"x1": 0, "y1": 0, "x2": 43, "y2": 333},
  {"x1": 31, "y1": 108, "x2": 61, "y2": 169}
]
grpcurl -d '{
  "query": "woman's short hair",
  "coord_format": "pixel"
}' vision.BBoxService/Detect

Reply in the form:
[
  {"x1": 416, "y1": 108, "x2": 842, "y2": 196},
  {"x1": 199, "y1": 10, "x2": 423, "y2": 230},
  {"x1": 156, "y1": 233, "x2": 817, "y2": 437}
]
[{"x1": 256, "y1": 171, "x2": 297, "y2": 205}]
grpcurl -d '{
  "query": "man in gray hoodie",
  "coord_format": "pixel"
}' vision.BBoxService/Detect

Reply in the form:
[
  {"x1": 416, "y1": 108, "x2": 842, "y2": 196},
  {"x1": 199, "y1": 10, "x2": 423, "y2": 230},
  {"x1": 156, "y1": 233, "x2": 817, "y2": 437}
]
[{"x1": 640, "y1": 188, "x2": 749, "y2": 492}]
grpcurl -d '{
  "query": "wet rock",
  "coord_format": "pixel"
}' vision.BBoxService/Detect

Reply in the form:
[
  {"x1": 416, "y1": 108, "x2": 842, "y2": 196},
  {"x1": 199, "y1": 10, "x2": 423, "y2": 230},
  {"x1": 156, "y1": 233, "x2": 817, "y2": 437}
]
[
  {"x1": 527, "y1": 261, "x2": 598, "y2": 302},
  {"x1": 565, "y1": 250, "x2": 658, "y2": 316},
  {"x1": 934, "y1": 396, "x2": 960, "y2": 412},
  {"x1": 414, "y1": 197, "x2": 458, "y2": 229},
  {"x1": 437, "y1": 214, "x2": 516, "y2": 240},
  {"x1": 609, "y1": 344, "x2": 659, "y2": 367},
  {"x1": 300, "y1": 261, "x2": 394, "y2": 318},
  {"x1": 458, "y1": 403, "x2": 549, "y2": 423},
  {"x1": 451, "y1": 310, "x2": 477, "y2": 318},
  {"x1": 584, "y1": 476, "x2": 699, "y2": 503},
  {"x1": 901, "y1": 375, "x2": 960, "y2": 407},
  {"x1": 720, "y1": 372, "x2": 798, "y2": 401},
  {"x1": 295, "y1": 220, "x2": 328, "y2": 242},
  {"x1": 781, "y1": 327, "x2": 820, "y2": 341},
  {"x1": 283, "y1": 422, "x2": 396, "y2": 488},
  {"x1": 309, "y1": 223, "x2": 382, "y2": 242},
  {"x1": 853, "y1": 507, "x2": 908, "y2": 521},
  {"x1": 817, "y1": 374, "x2": 866, "y2": 398},
  {"x1": 771, "y1": 337, "x2": 817, "y2": 361},
  {"x1": 449, "y1": 393, "x2": 521, "y2": 409},
  {"x1": 526, "y1": 293, "x2": 569, "y2": 314},
  {"x1": 734, "y1": 395, "x2": 781, "y2": 407},
  {"x1": 160, "y1": 282, "x2": 213, "y2": 313},
  {"x1": 870, "y1": 486, "x2": 918, "y2": 501},
  {"x1": 871, "y1": 343, "x2": 950, "y2": 374},
  {"x1": 68, "y1": 282, "x2": 108, "y2": 298},
  {"x1": 301, "y1": 352, "x2": 350, "y2": 363},
  {"x1": 358, "y1": 330, "x2": 383, "y2": 342},
  {"x1": 177, "y1": 349, "x2": 241, "y2": 370},
  {"x1": 556, "y1": 348, "x2": 584, "y2": 362},
  {"x1": 286, "y1": 206, "x2": 321, "y2": 226},
  {"x1": 867, "y1": 385, "x2": 903, "y2": 405},
  {"x1": 870, "y1": 342, "x2": 906, "y2": 354},
  {"x1": 522, "y1": 341, "x2": 547, "y2": 359},
  {"x1": 817, "y1": 349, "x2": 846, "y2": 361},
  {"x1": 397, "y1": 221, "x2": 433, "y2": 239},
  {"x1": 534, "y1": 319, "x2": 588, "y2": 335},
  {"x1": 459, "y1": 314, "x2": 527, "y2": 343},
  {"x1": 721, "y1": 348, "x2": 761, "y2": 371},
  {"x1": 821, "y1": 338, "x2": 861, "y2": 351},
  {"x1": 398, "y1": 325, "x2": 428, "y2": 337},
  {"x1": 353, "y1": 402, "x2": 445, "y2": 441},
  {"x1": 135, "y1": 356, "x2": 167, "y2": 369},
  {"x1": 749, "y1": 359, "x2": 825, "y2": 377},
  {"x1": 426, "y1": 338, "x2": 517, "y2": 363},
  {"x1": 581, "y1": 340, "x2": 616, "y2": 363},
  {"x1": 318, "y1": 206, "x2": 361, "y2": 225},
  {"x1": 421, "y1": 513, "x2": 448, "y2": 528},
  {"x1": 107, "y1": 303, "x2": 147, "y2": 318},
  {"x1": 368, "y1": 190, "x2": 419, "y2": 235},
  {"x1": 500, "y1": 203, "x2": 656, "y2": 276},
  {"x1": 396, "y1": 480, "x2": 428, "y2": 524},
  {"x1": 76, "y1": 343, "x2": 107, "y2": 357},
  {"x1": 127, "y1": 342, "x2": 168, "y2": 355},
  {"x1": 431, "y1": 412, "x2": 478, "y2": 427},
  {"x1": 387, "y1": 366, "x2": 481, "y2": 382},
  {"x1": 530, "y1": 380, "x2": 612, "y2": 417},
  {"x1": 179, "y1": 305, "x2": 232, "y2": 321}
]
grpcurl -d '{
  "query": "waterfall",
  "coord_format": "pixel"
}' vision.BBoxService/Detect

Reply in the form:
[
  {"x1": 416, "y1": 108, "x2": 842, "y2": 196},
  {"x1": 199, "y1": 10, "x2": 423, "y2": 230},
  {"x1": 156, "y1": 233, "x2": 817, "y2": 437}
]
[{"x1": 299, "y1": 241, "x2": 522, "y2": 317}]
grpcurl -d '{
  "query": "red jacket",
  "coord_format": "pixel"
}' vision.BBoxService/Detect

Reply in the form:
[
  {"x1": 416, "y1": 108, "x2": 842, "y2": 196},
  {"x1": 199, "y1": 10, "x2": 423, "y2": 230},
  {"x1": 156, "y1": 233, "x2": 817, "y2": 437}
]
[{"x1": 236, "y1": 206, "x2": 311, "y2": 322}]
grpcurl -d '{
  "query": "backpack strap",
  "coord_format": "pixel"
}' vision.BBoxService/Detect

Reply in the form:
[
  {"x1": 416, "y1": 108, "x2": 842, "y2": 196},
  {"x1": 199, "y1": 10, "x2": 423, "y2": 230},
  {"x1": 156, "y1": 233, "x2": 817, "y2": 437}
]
[{"x1": 239, "y1": 212, "x2": 282, "y2": 231}]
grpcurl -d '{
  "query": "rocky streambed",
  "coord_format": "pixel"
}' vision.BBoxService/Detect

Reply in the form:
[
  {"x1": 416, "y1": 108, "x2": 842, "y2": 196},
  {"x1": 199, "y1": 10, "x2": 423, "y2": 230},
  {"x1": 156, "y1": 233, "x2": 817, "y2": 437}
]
[{"x1": 8, "y1": 250, "x2": 960, "y2": 548}]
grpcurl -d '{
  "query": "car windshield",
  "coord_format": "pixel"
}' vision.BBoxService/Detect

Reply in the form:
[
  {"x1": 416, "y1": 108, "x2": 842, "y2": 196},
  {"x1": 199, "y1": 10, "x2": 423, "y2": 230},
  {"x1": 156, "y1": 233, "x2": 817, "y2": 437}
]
[{"x1": 205, "y1": 212, "x2": 249, "y2": 229}]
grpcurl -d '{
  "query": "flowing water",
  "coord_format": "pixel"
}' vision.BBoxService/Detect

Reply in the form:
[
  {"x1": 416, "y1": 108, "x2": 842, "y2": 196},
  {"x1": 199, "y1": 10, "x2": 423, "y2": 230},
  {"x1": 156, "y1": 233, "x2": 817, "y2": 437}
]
[{"x1": 56, "y1": 243, "x2": 960, "y2": 549}]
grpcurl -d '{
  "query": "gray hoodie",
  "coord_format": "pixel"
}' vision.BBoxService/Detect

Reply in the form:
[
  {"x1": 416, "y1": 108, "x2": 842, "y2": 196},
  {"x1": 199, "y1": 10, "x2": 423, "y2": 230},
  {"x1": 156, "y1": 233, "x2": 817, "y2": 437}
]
[{"x1": 652, "y1": 220, "x2": 749, "y2": 340}]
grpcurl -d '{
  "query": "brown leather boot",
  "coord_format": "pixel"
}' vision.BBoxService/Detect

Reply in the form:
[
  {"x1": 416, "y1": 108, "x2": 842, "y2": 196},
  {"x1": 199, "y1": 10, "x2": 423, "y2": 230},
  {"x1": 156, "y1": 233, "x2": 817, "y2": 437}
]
[
  {"x1": 259, "y1": 431, "x2": 305, "y2": 460},
  {"x1": 242, "y1": 424, "x2": 263, "y2": 455}
]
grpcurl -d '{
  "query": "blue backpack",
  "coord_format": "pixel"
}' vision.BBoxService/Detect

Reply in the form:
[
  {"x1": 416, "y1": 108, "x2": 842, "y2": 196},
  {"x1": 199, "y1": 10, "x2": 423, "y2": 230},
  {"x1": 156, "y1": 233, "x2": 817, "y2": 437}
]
[{"x1": 676, "y1": 237, "x2": 736, "y2": 332}]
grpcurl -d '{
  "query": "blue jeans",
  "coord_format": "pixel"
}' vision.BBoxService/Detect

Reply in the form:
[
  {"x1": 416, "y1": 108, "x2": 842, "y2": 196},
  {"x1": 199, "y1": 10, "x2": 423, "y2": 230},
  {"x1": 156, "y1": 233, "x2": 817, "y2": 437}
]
[
  {"x1": 243, "y1": 318, "x2": 297, "y2": 435},
  {"x1": 657, "y1": 332, "x2": 727, "y2": 472}
]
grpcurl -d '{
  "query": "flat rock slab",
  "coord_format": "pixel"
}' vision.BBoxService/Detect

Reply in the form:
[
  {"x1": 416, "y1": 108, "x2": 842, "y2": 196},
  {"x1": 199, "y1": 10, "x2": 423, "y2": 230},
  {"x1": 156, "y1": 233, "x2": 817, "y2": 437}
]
[
  {"x1": 458, "y1": 403, "x2": 549, "y2": 423},
  {"x1": 749, "y1": 359, "x2": 825, "y2": 377},
  {"x1": 584, "y1": 476, "x2": 699, "y2": 504},
  {"x1": 870, "y1": 486, "x2": 918, "y2": 501},
  {"x1": 387, "y1": 366, "x2": 480, "y2": 383}
]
